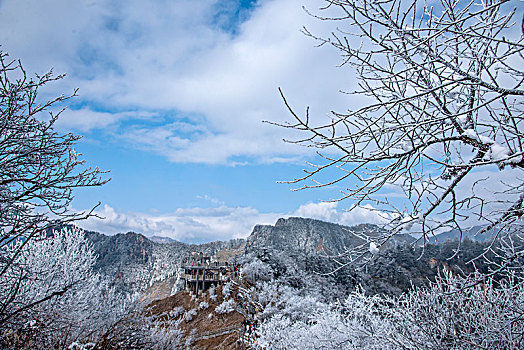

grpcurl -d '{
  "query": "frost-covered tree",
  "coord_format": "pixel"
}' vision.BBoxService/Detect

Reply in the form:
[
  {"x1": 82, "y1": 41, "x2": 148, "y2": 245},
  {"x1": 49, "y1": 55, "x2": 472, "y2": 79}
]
[
  {"x1": 215, "y1": 299, "x2": 236, "y2": 314},
  {"x1": 150, "y1": 245, "x2": 180, "y2": 286},
  {"x1": 0, "y1": 227, "x2": 127, "y2": 349},
  {"x1": 222, "y1": 281, "x2": 233, "y2": 299},
  {"x1": 0, "y1": 50, "x2": 108, "y2": 326},
  {"x1": 257, "y1": 292, "x2": 395, "y2": 350},
  {"x1": 184, "y1": 308, "x2": 197, "y2": 322},
  {"x1": 276, "y1": 0, "x2": 524, "y2": 268},
  {"x1": 96, "y1": 310, "x2": 184, "y2": 350},
  {"x1": 381, "y1": 271, "x2": 524, "y2": 349},
  {"x1": 208, "y1": 284, "x2": 217, "y2": 301},
  {"x1": 255, "y1": 279, "x2": 328, "y2": 323},
  {"x1": 257, "y1": 272, "x2": 524, "y2": 349},
  {"x1": 241, "y1": 258, "x2": 274, "y2": 284}
]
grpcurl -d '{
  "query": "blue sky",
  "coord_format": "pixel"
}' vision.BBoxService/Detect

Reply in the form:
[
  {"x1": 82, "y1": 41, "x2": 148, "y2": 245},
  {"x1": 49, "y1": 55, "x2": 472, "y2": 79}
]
[{"x1": 0, "y1": 0, "x2": 388, "y2": 242}]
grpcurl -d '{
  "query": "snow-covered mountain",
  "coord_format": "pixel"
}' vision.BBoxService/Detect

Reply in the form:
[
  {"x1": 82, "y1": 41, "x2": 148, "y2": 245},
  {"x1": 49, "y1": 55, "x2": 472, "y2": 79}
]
[
  {"x1": 247, "y1": 217, "x2": 415, "y2": 256},
  {"x1": 85, "y1": 230, "x2": 244, "y2": 295},
  {"x1": 85, "y1": 217, "x2": 406, "y2": 295},
  {"x1": 149, "y1": 235, "x2": 177, "y2": 244},
  {"x1": 85, "y1": 217, "x2": 494, "y2": 298}
]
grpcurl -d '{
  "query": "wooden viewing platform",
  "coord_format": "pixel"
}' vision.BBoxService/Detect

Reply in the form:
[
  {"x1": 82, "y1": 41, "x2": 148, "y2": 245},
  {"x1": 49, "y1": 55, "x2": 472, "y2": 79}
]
[{"x1": 180, "y1": 253, "x2": 235, "y2": 297}]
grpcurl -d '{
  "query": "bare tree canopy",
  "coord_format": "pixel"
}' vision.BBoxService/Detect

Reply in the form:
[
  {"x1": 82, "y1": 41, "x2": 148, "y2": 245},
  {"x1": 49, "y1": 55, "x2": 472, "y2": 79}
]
[
  {"x1": 275, "y1": 0, "x2": 524, "y2": 264},
  {"x1": 0, "y1": 50, "x2": 109, "y2": 326}
]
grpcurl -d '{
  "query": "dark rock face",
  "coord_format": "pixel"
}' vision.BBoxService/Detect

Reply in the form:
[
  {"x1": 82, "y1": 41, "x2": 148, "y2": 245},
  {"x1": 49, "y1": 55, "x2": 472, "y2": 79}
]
[
  {"x1": 85, "y1": 231, "x2": 156, "y2": 292},
  {"x1": 87, "y1": 231, "x2": 154, "y2": 270},
  {"x1": 246, "y1": 217, "x2": 414, "y2": 256},
  {"x1": 85, "y1": 230, "x2": 245, "y2": 295}
]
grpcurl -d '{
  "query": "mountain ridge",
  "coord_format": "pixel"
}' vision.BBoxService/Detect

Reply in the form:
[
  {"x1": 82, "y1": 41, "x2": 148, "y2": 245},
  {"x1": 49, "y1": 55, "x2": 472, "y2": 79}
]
[
  {"x1": 83, "y1": 216, "x2": 490, "y2": 298},
  {"x1": 247, "y1": 216, "x2": 415, "y2": 256}
]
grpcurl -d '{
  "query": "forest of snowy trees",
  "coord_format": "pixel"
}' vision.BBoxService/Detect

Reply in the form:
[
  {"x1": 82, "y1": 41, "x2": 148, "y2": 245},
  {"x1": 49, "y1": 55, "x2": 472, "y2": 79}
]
[
  {"x1": 262, "y1": 0, "x2": 524, "y2": 348},
  {"x1": 1, "y1": 0, "x2": 523, "y2": 349},
  {"x1": 254, "y1": 0, "x2": 523, "y2": 347},
  {"x1": 238, "y1": 238, "x2": 524, "y2": 349}
]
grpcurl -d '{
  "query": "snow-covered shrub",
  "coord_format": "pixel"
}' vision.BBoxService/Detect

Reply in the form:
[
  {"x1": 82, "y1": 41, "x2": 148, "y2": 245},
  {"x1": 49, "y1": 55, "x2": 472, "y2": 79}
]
[
  {"x1": 241, "y1": 258, "x2": 273, "y2": 284},
  {"x1": 222, "y1": 282, "x2": 232, "y2": 299},
  {"x1": 258, "y1": 272, "x2": 524, "y2": 350},
  {"x1": 215, "y1": 299, "x2": 235, "y2": 314},
  {"x1": 258, "y1": 287, "x2": 394, "y2": 349},
  {"x1": 148, "y1": 319, "x2": 184, "y2": 350},
  {"x1": 199, "y1": 301, "x2": 209, "y2": 310},
  {"x1": 256, "y1": 280, "x2": 279, "y2": 306},
  {"x1": 170, "y1": 306, "x2": 185, "y2": 318},
  {"x1": 184, "y1": 309, "x2": 197, "y2": 322},
  {"x1": 185, "y1": 328, "x2": 197, "y2": 348},
  {"x1": 95, "y1": 309, "x2": 183, "y2": 350},
  {"x1": 385, "y1": 271, "x2": 524, "y2": 349},
  {"x1": 67, "y1": 342, "x2": 96, "y2": 350},
  {"x1": 256, "y1": 282, "x2": 326, "y2": 322},
  {"x1": 208, "y1": 284, "x2": 217, "y2": 301}
]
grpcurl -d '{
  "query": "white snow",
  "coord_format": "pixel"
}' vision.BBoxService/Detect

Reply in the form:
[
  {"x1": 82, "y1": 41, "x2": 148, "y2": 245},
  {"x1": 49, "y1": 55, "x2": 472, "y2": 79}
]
[
  {"x1": 489, "y1": 143, "x2": 510, "y2": 162},
  {"x1": 462, "y1": 129, "x2": 495, "y2": 145},
  {"x1": 369, "y1": 242, "x2": 379, "y2": 255},
  {"x1": 215, "y1": 299, "x2": 236, "y2": 314},
  {"x1": 400, "y1": 215, "x2": 418, "y2": 231},
  {"x1": 463, "y1": 129, "x2": 478, "y2": 139}
]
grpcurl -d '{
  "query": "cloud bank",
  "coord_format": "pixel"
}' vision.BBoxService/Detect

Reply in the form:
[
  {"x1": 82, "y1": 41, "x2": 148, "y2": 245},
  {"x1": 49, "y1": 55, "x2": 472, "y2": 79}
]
[
  {"x1": 77, "y1": 201, "x2": 388, "y2": 243},
  {"x1": 0, "y1": 0, "x2": 354, "y2": 165}
]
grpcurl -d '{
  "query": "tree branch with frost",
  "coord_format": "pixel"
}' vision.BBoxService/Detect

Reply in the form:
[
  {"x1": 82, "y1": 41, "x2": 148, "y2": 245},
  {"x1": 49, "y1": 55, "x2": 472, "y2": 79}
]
[
  {"x1": 0, "y1": 50, "x2": 109, "y2": 333},
  {"x1": 274, "y1": 0, "x2": 524, "y2": 273}
]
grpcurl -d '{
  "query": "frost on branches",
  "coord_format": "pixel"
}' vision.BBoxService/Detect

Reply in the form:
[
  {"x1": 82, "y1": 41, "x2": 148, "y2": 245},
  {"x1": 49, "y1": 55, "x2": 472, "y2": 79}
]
[
  {"x1": 265, "y1": 1, "x2": 524, "y2": 345},
  {"x1": 257, "y1": 272, "x2": 524, "y2": 349},
  {"x1": 0, "y1": 227, "x2": 181, "y2": 349},
  {"x1": 241, "y1": 258, "x2": 274, "y2": 284},
  {"x1": 0, "y1": 227, "x2": 126, "y2": 349},
  {"x1": 274, "y1": 0, "x2": 524, "y2": 270},
  {"x1": 215, "y1": 299, "x2": 236, "y2": 315},
  {"x1": 0, "y1": 50, "x2": 108, "y2": 328}
]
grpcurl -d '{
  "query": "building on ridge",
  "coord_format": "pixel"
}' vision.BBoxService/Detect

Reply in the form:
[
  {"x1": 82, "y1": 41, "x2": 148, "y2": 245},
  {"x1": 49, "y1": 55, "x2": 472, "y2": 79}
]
[{"x1": 180, "y1": 252, "x2": 232, "y2": 297}]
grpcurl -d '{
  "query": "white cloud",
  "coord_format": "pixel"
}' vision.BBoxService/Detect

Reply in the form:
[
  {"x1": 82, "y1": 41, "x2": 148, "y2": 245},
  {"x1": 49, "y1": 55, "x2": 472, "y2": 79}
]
[
  {"x1": 76, "y1": 199, "x2": 388, "y2": 243},
  {"x1": 0, "y1": 0, "x2": 355, "y2": 165},
  {"x1": 293, "y1": 201, "x2": 340, "y2": 222},
  {"x1": 293, "y1": 201, "x2": 389, "y2": 226},
  {"x1": 77, "y1": 204, "x2": 282, "y2": 243},
  {"x1": 53, "y1": 108, "x2": 158, "y2": 132}
]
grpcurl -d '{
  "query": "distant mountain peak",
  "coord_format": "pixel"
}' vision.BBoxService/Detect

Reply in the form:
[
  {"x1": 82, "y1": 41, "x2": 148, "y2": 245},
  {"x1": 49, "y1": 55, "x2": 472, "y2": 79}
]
[
  {"x1": 149, "y1": 235, "x2": 176, "y2": 244},
  {"x1": 247, "y1": 217, "x2": 414, "y2": 256},
  {"x1": 248, "y1": 217, "x2": 366, "y2": 256},
  {"x1": 275, "y1": 216, "x2": 335, "y2": 226},
  {"x1": 275, "y1": 217, "x2": 287, "y2": 226}
]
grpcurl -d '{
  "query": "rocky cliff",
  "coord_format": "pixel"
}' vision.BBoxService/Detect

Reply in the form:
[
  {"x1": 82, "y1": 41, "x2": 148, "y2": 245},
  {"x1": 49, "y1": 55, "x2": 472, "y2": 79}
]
[
  {"x1": 246, "y1": 217, "x2": 414, "y2": 256},
  {"x1": 85, "y1": 230, "x2": 245, "y2": 295}
]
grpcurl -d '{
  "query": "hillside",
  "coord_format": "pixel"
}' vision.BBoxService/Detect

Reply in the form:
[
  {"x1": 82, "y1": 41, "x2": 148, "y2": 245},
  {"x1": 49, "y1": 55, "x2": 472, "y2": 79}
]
[
  {"x1": 246, "y1": 217, "x2": 415, "y2": 256},
  {"x1": 85, "y1": 217, "x2": 496, "y2": 298},
  {"x1": 84, "y1": 217, "x2": 405, "y2": 295},
  {"x1": 82, "y1": 216, "x2": 512, "y2": 349},
  {"x1": 148, "y1": 284, "x2": 246, "y2": 349},
  {"x1": 85, "y1": 229, "x2": 244, "y2": 295}
]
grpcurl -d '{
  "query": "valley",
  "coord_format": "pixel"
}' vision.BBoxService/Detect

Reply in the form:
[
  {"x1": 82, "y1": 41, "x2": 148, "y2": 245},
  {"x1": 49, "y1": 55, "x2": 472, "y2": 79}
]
[{"x1": 85, "y1": 217, "x2": 502, "y2": 348}]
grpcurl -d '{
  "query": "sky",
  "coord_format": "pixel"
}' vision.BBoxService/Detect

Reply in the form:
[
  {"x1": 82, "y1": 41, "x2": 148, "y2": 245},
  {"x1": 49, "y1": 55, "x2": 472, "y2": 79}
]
[
  {"x1": 0, "y1": 0, "x2": 387, "y2": 242},
  {"x1": 1, "y1": 0, "x2": 521, "y2": 243}
]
